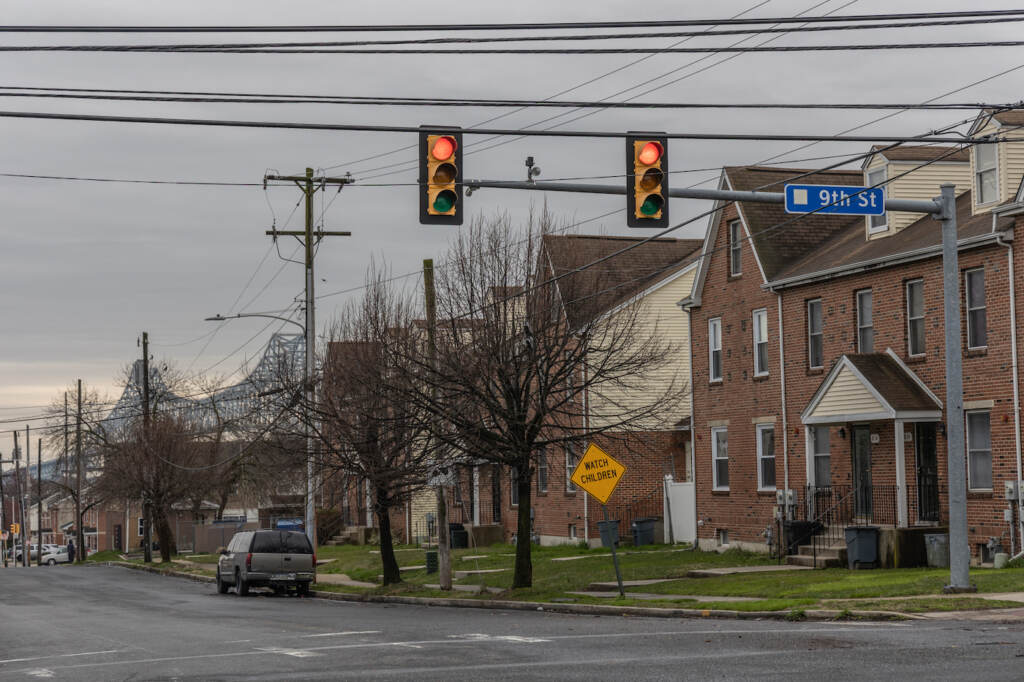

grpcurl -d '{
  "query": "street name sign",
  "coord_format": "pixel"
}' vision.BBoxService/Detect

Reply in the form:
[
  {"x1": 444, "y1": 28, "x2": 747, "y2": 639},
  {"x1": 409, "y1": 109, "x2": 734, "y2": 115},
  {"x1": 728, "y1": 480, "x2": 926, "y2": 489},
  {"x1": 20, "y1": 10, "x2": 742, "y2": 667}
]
[
  {"x1": 571, "y1": 443, "x2": 627, "y2": 505},
  {"x1": 784, "y1": 184, "x2": 884, "y2": 216}
]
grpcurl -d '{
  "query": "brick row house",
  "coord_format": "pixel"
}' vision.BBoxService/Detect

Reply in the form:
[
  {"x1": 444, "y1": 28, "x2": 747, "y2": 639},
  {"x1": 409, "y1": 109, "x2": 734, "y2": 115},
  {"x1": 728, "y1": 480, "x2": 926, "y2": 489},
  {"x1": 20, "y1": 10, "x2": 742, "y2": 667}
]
[{"x1": 685, "y1": 109, "x2": 1024, "y2": 562}]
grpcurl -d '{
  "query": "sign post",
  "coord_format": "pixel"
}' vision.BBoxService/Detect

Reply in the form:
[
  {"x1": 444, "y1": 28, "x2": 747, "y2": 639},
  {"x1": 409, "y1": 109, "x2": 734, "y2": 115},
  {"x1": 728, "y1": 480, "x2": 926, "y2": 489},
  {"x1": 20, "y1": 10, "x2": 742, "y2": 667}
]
[{"x1": 571, "y1": 443, "x2": 628, "y2": 598}]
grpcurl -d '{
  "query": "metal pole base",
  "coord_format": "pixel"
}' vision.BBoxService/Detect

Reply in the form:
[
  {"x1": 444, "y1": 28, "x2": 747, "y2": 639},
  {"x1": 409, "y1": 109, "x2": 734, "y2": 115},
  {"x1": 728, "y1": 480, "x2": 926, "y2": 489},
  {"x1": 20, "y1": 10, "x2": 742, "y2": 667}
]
[{"x1": 942, "y1": 584, "x2": 978, "y2": 594}]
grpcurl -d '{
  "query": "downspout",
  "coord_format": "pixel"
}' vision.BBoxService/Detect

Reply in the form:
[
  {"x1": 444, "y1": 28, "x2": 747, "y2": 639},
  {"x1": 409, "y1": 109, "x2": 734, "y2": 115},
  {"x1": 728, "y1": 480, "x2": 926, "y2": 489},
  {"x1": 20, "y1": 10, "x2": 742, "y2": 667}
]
[
  {"x1": 686, "y1": 307, "x2": 697, "y2": 551},
  {"x1": 582, "y1": 362, "x2": 589, "y2": 546},
  {"x1": 777, "y1": 293, "x2": 790, "y2": 519},
  {"x1": 996, "y1": 232, "x2": 1024, "y2": 558}
]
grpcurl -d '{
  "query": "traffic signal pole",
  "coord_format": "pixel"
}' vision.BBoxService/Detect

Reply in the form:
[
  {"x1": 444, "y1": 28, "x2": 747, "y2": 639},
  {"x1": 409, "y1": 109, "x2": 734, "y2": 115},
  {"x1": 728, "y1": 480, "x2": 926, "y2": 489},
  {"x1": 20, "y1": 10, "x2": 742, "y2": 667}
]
[
  {"x1": 263, "y1": 169, "x2": 352, "y2": 549},
  {"x1": 464, "y1": 177, "x2": 970, "y2": 589}
]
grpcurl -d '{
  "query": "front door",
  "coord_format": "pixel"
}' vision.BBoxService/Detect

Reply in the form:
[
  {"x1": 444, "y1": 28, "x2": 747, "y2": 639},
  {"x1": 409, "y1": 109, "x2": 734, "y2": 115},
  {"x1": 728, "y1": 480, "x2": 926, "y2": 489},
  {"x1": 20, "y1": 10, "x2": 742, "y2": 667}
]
[
  {"x1": 916, "y1": 423, "x2": 940, "y2": 522},
  {"x1": 852, "y1": 426, "x2": 873, "y2": 518}
]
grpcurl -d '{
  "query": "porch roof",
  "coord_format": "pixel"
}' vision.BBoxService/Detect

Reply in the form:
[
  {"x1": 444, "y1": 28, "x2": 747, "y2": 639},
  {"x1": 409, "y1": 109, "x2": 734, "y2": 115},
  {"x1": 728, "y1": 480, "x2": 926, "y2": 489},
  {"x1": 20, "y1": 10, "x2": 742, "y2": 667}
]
[{"x1": 801, "y1": 349, "x2": 942, "y2": 425}]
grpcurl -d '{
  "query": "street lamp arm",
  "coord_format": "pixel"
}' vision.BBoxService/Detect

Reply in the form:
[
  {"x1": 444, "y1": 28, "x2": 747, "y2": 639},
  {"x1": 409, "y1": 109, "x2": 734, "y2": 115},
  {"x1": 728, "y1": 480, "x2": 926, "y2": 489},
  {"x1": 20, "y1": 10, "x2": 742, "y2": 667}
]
[{"x1": 204, "y1": 313, "x2": 305, "y2": 334}]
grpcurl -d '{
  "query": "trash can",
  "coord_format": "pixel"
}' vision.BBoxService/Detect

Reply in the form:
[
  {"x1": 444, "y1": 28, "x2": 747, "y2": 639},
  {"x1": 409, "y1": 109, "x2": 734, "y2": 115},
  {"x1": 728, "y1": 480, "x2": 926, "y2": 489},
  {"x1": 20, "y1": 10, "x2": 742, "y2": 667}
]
[
  {"x1": 597, "y1": 520, "x2": 620, "y2": 548},
  {"x1": 844, "y1": 526, "x2": 879, "y2": 569},
  {"x1": 783, "y1": 520, "x2": 820, "y2": 556},
  {"x1": 425, "y1": 550, "x2": 438, "y2": 574},
  {"x1": 631, "y1": 518, "x2": 657, "y2": 547},
  {"x1": 924, "y1": 533, "x2": 950, "y2": 568}
]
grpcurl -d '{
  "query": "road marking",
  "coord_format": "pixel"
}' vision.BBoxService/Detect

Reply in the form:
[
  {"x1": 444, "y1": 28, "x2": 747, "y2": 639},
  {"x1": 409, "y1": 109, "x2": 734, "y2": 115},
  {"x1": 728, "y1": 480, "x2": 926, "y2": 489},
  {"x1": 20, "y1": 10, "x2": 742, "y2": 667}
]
[
  {"x1": 0, "y1": 650, "x2": 120, "y2": 665},
  {"x1": 25, "y1": 670, "x2": 53, "y2": 679},
  {"x1": 452, "y1": 634, "x2": 551, "y2": 643},
  {"x1": 253, "y1": 647, "x2": 320, "y2": 658},
  {"x1": 302, "y1": 630, "x2": 381, "y2": 638}
]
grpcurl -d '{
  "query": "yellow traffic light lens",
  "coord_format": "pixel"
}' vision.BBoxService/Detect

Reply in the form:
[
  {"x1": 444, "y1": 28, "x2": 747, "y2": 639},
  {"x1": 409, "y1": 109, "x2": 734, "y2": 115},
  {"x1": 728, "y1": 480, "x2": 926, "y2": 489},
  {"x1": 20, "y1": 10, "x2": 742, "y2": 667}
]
[
  {"x1": 433, "y1": 189, "x2": 457, "y2": 212},
  {"x1": 431, "y1": 136, "x2": 457, "y2": 161},
  {"x1": 637, "y1": 141, "x2": 663, "y2": 166},
  {"x1": 432, "y1": 162, "x2": 456, "y2": 184},
  {"x1": 640, "y1": 194, "x2": 664, "y2": 216},
  {"x1": 639, "y1": 168, "x2": 662, "y2": 191}
]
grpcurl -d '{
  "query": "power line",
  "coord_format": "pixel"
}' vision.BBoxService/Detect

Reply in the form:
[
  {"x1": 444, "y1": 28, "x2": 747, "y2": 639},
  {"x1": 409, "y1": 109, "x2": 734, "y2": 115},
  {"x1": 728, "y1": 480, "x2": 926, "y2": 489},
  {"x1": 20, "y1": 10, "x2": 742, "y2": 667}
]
[
  {"x1": 0, "y1": 170, "x2": 263, "y2": 186},
  {"x1": 13, "y1": 39, "x2": 1024, "y2": 54},
  {"x1": 8, "y1": 15, "x2": 1024, "y2": 50},
  {"x1": 0, "y1": 108, "x2": 1000, "y2": 143},
  {"x1": 3, "y1": 9, "x2": 1022, "y2": 32},
  {"x1": 0, "y1": 88, "x2": 1009, "y2": 111}
]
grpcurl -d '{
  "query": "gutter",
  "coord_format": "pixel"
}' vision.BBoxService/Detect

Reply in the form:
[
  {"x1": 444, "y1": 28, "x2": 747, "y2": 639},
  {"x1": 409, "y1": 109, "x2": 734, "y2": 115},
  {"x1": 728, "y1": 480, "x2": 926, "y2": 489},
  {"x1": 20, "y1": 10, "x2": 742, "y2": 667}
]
[{"x1": 765, "y1": 232, "x2": 1007, "y2": 292}]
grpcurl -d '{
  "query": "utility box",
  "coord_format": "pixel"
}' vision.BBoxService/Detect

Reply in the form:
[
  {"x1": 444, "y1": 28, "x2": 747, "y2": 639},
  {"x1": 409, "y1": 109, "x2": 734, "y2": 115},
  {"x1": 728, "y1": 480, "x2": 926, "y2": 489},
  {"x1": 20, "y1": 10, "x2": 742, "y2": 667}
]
[{"x1": 1005, "y1": 480, "x2": 1019, "y2": 501}]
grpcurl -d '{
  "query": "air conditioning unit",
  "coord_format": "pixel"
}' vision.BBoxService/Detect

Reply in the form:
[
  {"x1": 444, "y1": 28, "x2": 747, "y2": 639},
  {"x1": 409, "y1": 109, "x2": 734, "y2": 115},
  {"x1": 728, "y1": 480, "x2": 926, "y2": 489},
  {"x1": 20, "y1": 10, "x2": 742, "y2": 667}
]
[{"x1": 1005, "y1": 480, "x2": 1019, "y2": 501}]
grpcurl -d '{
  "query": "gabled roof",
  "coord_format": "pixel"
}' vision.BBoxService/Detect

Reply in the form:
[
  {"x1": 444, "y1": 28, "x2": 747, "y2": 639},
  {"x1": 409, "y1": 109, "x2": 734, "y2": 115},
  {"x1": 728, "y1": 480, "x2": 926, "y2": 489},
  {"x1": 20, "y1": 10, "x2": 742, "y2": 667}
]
[
  {"x1": 863, "y1": 144, "x2": 969, "y2": 167},
  {"x1": 723, "y1": 166, "x2": 864, "y2": 281},
  {"x1": 543, "y1": 234, "x2": 702, "y2": 328},
  {"x1": 802, "y1": 350, "x2": 942, "y2": 425},
  {"x1": 770, "y1": 190, "x2": 1013, "y2": 286}
]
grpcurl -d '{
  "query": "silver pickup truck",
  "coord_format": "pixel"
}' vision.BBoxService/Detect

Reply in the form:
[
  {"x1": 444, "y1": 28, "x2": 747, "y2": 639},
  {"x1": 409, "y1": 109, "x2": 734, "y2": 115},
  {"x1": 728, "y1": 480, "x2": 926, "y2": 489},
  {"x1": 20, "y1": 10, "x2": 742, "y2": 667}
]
[{"x1": 216, "y1": 530, "x2": 315, "y2": 596}]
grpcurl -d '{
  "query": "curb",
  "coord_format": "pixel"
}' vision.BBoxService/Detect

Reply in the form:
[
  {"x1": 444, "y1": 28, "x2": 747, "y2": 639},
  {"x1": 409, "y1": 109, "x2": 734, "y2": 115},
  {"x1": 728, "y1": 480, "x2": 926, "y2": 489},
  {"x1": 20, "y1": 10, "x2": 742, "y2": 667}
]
[{"x1": 105, "y1": 561, "x2": 913, "y2": 622}]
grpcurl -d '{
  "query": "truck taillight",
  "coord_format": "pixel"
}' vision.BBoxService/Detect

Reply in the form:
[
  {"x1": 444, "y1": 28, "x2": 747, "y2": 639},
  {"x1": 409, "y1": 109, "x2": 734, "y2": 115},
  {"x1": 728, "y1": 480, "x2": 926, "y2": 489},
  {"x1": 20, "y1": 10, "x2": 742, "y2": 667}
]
[
  {"x1": 246, "y1": 552, "x2": 252, "y2": 571},
  {"x1": 312, "y1": 552, "x2": 316, "y2": 570}
]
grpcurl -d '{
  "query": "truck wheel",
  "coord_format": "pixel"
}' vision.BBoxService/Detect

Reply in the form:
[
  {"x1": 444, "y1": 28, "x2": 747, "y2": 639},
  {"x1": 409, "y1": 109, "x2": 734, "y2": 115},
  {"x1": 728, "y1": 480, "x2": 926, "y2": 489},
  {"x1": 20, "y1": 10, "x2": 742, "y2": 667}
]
[
  {"x1": 217, "y1": 569, "x2": 229, "y2": 594},
  {"x1": 236, "y1": 569, "x2": 249, "y2": 596},
  {"x1": 297, "y1": 582, "x2": 310, "y2": 597}
]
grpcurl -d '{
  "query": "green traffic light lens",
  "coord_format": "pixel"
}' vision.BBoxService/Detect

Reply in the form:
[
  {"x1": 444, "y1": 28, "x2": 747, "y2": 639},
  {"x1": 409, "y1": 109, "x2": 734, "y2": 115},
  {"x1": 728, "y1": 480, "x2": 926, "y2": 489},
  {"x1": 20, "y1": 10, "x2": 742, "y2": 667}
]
[
  {"x1": 640, "y1": 194, "x2": 664, "y2": 216},
  {"x1": 433, "y1": 189, "x2": 457, "y2": 213}
]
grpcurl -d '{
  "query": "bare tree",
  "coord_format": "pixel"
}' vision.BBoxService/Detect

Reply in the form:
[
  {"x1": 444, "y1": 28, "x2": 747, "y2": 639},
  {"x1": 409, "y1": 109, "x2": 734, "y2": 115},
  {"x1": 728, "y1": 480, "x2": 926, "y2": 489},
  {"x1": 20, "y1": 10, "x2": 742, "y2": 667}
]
[
  {"x1": 394, "y1": 210, "x2": 688, "y2": 588},
  {"x1": 304, "y1": 269, "x2": 439, "y2": 585}
]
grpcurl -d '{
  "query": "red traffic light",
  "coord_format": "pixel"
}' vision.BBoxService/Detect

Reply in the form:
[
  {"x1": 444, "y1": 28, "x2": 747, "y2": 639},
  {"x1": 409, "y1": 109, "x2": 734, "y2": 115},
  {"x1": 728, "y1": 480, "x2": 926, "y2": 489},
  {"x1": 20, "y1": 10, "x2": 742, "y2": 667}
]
[
  {"x1": 431, "y1": 136, "x2": 457, "y2": 161},
  {"x1": 637, "y1": 141, "x2": 663, "y2": 166}
]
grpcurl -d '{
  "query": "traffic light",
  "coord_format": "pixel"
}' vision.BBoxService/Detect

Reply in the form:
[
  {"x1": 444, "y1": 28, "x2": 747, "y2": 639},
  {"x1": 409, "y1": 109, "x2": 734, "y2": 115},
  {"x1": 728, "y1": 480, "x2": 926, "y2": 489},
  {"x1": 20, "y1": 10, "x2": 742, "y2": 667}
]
[
  {"x1": 10, "y1": 523, "x2": 19, "y2": 535},
  {"x1": 419, "y1": 126, "x2": 463, "y2": 226},
  {"x1": 626, "y1": 133, "x2": 669, "y2": 228}
]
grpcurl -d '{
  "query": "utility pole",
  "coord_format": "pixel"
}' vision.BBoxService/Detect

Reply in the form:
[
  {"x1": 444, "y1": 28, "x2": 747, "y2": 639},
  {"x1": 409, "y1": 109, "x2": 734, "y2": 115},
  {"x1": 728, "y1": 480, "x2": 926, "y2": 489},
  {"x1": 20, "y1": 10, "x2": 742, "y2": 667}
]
[
  {"x1": 423, "y1": 259, "x2": 451, "y2": 590},
  {"x1": 36, "y1": 438, "x2": 42, "y2": 566},
  {"x1": 75, "y1": 379, "x2": 83, "y2": 564},
  {"x1": 0, "y1": 450, "x2": 7, "y2": 567},
  {"x1": 142, "y1": 333, "x2": 152, "y2": 564},
  {"x1": 263, "y1": 168, "x2": 352, "y2": 548},
  {"x1": 13, "y1": 431, "x2": 25, "y2": 566},
  {"x1": 63, "y1": 393, "x2": 69, "y2": 481}
]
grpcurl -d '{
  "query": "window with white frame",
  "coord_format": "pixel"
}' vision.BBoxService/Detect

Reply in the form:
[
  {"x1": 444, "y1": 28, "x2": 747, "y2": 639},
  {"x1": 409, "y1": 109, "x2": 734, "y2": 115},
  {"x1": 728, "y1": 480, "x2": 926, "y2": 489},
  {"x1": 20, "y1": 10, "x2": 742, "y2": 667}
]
[
  {"x1": 729, "y1": 220, "x2": 742, "y2": 276},
  {"x1": 866, "y1": 166, "x2": 887, "y2": 233},
  {"x1": 712, "y1": 427, "x2": 729, "y2": 490},
  {"x1": 856, "y1": 289, "x2": 874, "y2": 353},
  {"x1": 807, "y1": 299, "x2": 824, "y2": 369},
  {"x1": 757, "y1": 424, "x2": 776, "y2": 490},
  {"x1": 537, "y1": 450, "x2": 548, "y2": 493},
  {"x1": 966, "y1": 268, "x2": 987, "y2": 349},
  {"x1": 565, "y1": 445, "x2": 578, "y2": 492},
  {"x1": 906, "y1": 279, "x2": 925, "y2": 356},
  {"x1": 811, "y1": 426, "x2": 831, "y2": 487},
  {"x1": 137, "y1": 517, "x2": 145, "y2": 537},
  {"x1": 753, "y1": 308, "x2": 769, "y2": 376},
  {"x1": 975, "y1": 143, "x2": 998, "y2": 205},
  {"x1": 967, "y1": 411, "x2": 992, "y2": 490},
  {"x1": 708, "y1": 317, "x2": 722, "y2": 382}
]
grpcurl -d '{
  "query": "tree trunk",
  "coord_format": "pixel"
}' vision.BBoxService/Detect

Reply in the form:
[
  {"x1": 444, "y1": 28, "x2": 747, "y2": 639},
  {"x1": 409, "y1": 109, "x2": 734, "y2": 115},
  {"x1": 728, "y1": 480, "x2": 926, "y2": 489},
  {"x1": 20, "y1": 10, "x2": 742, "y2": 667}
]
[
  {"x1": 152, "y1": 508, "x2": 176, "y2": 562},
  {"x1": 512, "y1": 468, "x2": 534, "y2": 589},
  {"x1": 375, "y1": 489, "x2": 401, "y2": 585}
]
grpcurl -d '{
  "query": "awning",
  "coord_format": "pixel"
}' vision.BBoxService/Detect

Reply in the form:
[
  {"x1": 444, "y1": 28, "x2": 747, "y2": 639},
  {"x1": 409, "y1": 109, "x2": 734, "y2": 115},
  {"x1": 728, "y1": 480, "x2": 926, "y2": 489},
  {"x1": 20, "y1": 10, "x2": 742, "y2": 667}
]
[{"x1": 802, "y1": 349, "x2": 942, "y2": 425}]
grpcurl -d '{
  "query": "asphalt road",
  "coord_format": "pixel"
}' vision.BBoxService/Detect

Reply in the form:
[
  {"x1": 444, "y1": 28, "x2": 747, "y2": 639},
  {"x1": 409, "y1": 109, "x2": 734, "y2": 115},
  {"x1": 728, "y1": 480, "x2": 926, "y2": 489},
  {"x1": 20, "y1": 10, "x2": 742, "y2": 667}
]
[{"x1": 3, "y1": 565, "x2": 1024, "y2": 681}]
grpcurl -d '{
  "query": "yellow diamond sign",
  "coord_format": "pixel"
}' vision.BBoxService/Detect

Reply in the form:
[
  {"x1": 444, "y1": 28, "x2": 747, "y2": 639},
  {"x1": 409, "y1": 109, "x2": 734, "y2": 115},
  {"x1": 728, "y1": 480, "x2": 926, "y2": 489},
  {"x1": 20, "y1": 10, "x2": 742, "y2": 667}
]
[{"x1": 570, "y1": 443, "x2": 627, "y2": 505}]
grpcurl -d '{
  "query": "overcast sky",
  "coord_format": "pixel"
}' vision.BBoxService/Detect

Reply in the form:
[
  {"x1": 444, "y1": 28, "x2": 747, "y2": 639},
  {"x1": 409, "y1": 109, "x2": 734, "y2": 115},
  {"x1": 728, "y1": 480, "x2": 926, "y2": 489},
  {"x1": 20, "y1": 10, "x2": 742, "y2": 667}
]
[{"x1": 1, "y1": 0, "x2": 1021, "y2": 457}]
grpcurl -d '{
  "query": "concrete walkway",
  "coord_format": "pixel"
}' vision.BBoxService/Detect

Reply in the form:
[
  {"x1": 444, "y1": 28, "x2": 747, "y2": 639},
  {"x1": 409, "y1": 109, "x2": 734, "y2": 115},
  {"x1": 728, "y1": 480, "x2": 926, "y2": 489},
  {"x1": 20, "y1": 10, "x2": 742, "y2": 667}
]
[
  {"x1": 315, "y1": 573, "x2": 377, "y2": 588},
  {"x1": 424, "y1": 583, "x2": 504, "y2": 594},
  {"x1": 586, "y1": 578, "x2": 676, "y2": 590},
  {"x1": 687, "y1": 564, "x2": 814, "y2": 578},
  {"x1": 569, "y1": 591, "x2": 761, "y2": 603}
]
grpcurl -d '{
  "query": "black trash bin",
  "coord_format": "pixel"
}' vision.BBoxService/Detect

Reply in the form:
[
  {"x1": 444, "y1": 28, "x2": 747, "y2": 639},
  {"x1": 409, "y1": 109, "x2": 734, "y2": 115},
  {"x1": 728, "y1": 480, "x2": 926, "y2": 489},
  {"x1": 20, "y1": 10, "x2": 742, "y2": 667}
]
[
  {"x1": 597, "y1": 520, "x2": 620, "y2": 548},
  {"x1": 844, "y1": 526, "x2": 879, "y2": 569},
  {"x1": 448, "y1": 522, "x2": 469, "y2": 549},
  {"x1": 783, "y1": 520, "x2": 821, "y2": 556},
  {"x1": 631, "y1": 518, "x2": 657, "y2": 547},
  {"x1": 425, "y1": 550, "x2": 438, "y2": 574}
]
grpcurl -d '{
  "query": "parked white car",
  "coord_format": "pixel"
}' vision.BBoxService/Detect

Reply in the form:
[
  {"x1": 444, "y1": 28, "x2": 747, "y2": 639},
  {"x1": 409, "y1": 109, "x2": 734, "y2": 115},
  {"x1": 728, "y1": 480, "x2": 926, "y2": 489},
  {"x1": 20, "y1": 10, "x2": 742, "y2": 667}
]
[{"x1": 40, "y1": 547, "x2": 70, "y2": 565}]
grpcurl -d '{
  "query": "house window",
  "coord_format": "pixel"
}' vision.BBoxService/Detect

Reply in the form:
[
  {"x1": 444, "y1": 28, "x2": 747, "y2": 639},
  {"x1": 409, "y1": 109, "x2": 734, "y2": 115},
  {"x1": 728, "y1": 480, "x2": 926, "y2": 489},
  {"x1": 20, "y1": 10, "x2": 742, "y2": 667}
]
[
  {"x1": 510, "y1": 467, "x2": 519, "y2": 506},
  {"x1": 565, "y1": 445, "x2": 578, "y2": 493},
  {"x1": 753, "y1": 308, "x2": 769, "y2": 376},
  {"x1": 811, "y1": 426, "x2": 831, "y2": 487},
  {"x1": 712, "y1": 427, "x2": 729, "y2": 490},
  {"x1": 729, "y1": 220, "x2": 742, "y2": 276},
  {"x1": 757, "y1": 424, "x2": 776, "y2": 490},
  {"x1": 807, "y1": 299, "x2": 824, "y2": 369},
  {"x1": 537, "y1": 450, "x2": 548, "y2": 493},
  {"x1": 967, "y1": 411, "x2": 992, "y2": 490},
  {"x1": 975, "y1": 143, "x2": 998, "y2": 205},
  {"x1": 906, "y1": 279, "x2": 925, "y2": 356},
  {"x1": 866, "y1": 166, "x2": 887, "y2": 233},
  {"x1": 966, "y1": 268, "x2": 987, "y2": 349},
  {"x1": 708, "y1": 317, "x2": 722, "y2": 382},
  {"x1": 856, "y1": 289, "x2": 874, "y2": 353},
  {"x1": 137, "y1": 517, "x2": 145, "y2": 537}
]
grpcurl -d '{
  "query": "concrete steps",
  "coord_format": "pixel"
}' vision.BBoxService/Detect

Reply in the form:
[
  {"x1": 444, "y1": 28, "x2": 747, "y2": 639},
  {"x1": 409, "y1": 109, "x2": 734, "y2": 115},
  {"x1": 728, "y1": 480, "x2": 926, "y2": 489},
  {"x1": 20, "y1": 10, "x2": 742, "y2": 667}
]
[{"x1": 786, "y1": 541, "x2": 846, "y2": 569}]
